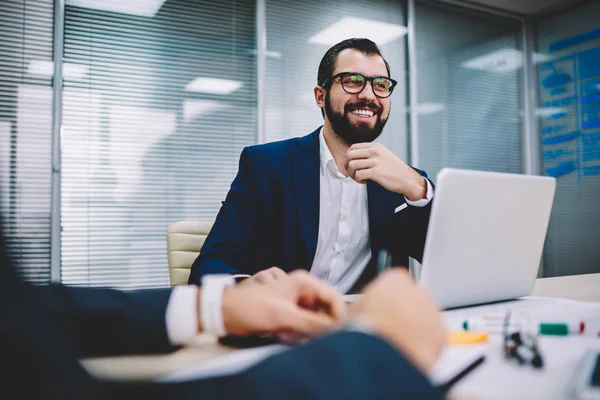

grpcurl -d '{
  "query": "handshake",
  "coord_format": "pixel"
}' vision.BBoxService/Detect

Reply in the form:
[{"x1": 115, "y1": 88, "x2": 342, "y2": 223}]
[{"x1": 214, "y1": 267, "x2": 447, "y2": 374}]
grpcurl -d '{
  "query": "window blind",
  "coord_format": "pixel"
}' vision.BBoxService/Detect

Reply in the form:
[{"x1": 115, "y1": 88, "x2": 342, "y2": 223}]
[
  {"x1": 61, "y1": 0, "x2": 256, "y2": 289},
  {"x1": 535, "y1": 2, "x2": 600, "y2": 277},
  {"x1": 414, "y1": 1, "x2": 523, "y2": 182},
  {"x1": 0, "y1": 0, "x2": 54, "y2": 283}
]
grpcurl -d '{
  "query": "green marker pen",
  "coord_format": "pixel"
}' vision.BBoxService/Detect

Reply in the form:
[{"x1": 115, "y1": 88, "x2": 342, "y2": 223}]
[
  {"x1": 539, "y1": 322, "x2": 585, "y2": 336},
  {"x1": 462, "y1": 319, "x2": 585, "y2": 335}
]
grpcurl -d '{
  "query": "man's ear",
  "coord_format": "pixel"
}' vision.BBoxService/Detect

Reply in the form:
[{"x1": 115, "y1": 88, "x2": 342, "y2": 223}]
[{"x1": 314, "y1": 86, "x2": 326, "y2": 110}]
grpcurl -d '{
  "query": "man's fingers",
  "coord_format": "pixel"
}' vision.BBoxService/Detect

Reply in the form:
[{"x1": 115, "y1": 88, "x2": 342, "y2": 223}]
[
  {"x1": 268, "y1": 266, "x2": 288, "y2": 281},
  {"x1": 344, "y1": 149, "x2": 374, "y2": 165},
  {"x1": 290, "y1": 271, "x2": 346, "y2": 322},
  {"x1": 346, "y1": 159, "x2": 375, "y2": 179},
  {"x1": 253, "y1": 267, "x2": 287, "y2": 284},
  {"x1": 253, "y1": 271, "x2": 275, "y2": 284},
  {"x1": 278, "y1": 303, "x2": 336, "y2": 336},
  {"x1": 347, "y1": 142, "x2": 375, "y2": 151},
  {"x1": 354, "y1": 168, "x2": 372, "y2": 184},
  {"x1": 382, "y1": 267, "x2": 413, "y2": 282},
  {"x1": 344, "y1": 148, "x2": 373, "y2": 173},
  {"x1": 373, "y1": 268, "x2": 413, "y2": 287}
]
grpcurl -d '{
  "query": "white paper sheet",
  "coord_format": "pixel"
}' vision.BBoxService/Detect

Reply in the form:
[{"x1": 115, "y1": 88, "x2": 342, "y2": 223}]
[{"x1": 160, "y1": 344, "x2": 290, "y2": 383}]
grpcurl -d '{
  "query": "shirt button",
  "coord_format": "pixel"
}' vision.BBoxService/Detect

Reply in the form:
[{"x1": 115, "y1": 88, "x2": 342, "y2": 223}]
[{"x1": 336, "y1": 250, "x2": 342, "y2": 256}]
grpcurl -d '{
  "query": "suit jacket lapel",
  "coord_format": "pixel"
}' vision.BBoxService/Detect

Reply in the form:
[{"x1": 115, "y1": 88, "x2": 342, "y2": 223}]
[
  {"x1": 367, "y1": 180, "x2": 405, "y2": 257},
  {"x1": 290, "y1": 128, "x2": 321, "y2": 268},
  {"x1": 367, "y1": 181, "x2": 386, "y2": 257}
]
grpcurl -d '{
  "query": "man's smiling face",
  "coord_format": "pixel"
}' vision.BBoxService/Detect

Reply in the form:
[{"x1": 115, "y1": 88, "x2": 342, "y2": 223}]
[{"x1": 324, "y1": 49, "x2": 391, "y2": 145}]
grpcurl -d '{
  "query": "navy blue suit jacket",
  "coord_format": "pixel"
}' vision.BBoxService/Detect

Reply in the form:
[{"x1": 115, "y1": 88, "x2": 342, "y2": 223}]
[
  {"x1": 0, "y1": 228, "x2": 441, "y2": 399},
  {"x1": 190, "y1": 127, "x2": 432, "y2": 291}
]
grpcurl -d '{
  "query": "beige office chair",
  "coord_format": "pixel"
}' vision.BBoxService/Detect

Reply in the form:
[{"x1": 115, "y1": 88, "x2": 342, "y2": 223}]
[{"x1": 167, "y1": 220, "x2": 213, "y2": 286}]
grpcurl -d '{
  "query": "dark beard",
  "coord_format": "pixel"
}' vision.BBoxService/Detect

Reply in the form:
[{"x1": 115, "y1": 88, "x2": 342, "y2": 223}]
[{"x1": 324, "y1": 92, "x2": 388, "y2": 145}]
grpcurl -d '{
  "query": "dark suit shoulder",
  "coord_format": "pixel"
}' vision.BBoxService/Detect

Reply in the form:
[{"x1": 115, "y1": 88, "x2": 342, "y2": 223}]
[
  {"x1": 246, "y1": 127, "x2": 320, "y2": 153},
  {"x1": 241, "y1": 127, "x2": 321, "y2": 167},
  {"x1": 245, "y1": 136, "x2": 300, "y2": 153}
]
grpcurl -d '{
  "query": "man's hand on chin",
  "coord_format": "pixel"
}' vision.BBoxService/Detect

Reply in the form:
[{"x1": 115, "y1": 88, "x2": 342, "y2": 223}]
[{"x1": 343, "y1": 142, "x2": 427, "y2": 200}]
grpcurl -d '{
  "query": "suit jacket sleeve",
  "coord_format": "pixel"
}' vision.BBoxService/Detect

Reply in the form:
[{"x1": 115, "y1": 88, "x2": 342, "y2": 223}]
[
  {"x1": 404, "y1": 169, "x2": 434, "y2": 263},
  {"x1": 120, "y1": 331, "x2": 442, "y2": 400},
  {"x1": 39, "y1": 284, "x2": 176, "y2": 357},
  {"x1": 235, "y1": 331, "x2": 442, "y2": 399},
  {"x1": 188, "y1": 147, "x2": 261, "y2": 283}
]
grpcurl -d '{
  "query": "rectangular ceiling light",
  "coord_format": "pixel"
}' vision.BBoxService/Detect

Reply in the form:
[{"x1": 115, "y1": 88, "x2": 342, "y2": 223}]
[
  {"x1": 66, "y1": 0, "x2": 167, "y2": 17},
  {"x1": 415, "y1": 103, "x2": 445, "y2": 115},
  {"x1": 309, "y1": 17, "x2": 407, "y2": 46},
  {"x1": 183, "y1": 100, "x2": 232, "y2": 122},
  {"x1": 461, "y1": 49, "x2": 522, "y2": 73},
  {"x1": 249, "y1": 49, "x2": 283, "y2": 58},
  {"x1": 462, "y1": 49, "x2": 552, "y2": 73},
  {"x1": 27, "y1": 60, "x2": 88, "y2": 80},
  {"x1": 185, "y1": 77, "x2": 243, "y2": 95}
]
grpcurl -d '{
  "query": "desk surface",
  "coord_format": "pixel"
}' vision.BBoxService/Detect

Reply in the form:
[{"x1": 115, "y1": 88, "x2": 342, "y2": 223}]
[
  {"x1": 83, "y1": 273, "x2": 600, "y2": 389},
  {"x1": 532, "y1": 272, "x2": 600, "y2": 302}
]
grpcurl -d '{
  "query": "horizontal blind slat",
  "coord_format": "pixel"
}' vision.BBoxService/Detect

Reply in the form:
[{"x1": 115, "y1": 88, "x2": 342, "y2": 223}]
[{"x1": 61, "y1": 0, "x2": 256, "y2": 289}]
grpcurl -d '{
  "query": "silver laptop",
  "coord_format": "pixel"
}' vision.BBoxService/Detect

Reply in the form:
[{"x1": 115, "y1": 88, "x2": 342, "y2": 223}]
[{"x1": 419, "y1": 168, "x2": 556, "y2": 309}]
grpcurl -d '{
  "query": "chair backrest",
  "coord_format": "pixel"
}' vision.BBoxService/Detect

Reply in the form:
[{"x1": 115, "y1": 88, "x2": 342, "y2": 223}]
[{"x1": 167, "y1": 220, "x2": 213, "y2": 286}]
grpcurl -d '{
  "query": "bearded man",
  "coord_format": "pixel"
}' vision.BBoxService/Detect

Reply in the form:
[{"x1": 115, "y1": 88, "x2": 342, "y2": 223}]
[{"x1": 189, "y1": 38, "x2": 434, "y2": 294}]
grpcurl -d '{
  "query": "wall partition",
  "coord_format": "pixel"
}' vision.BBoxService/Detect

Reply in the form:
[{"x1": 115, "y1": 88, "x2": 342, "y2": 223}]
[
  {"x1": 535, "y1": 1, "x2": 600, "y2": 276},
  {"x1": 6, "y1": 0, "x2": 571, "y2": 286},
  {"x1": 60, "y1": 0, "x2": 257, "y2": 288}
]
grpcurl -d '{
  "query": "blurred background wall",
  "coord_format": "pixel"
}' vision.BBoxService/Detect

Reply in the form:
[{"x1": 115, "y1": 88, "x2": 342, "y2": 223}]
[{"x1": 1, "y1": 0, "x2": 598, "y2": 288}]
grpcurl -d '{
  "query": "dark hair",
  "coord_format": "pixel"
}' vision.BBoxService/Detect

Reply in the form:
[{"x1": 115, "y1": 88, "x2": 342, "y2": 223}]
[
  {"x1": 317, "y1": 38, "x2": 391, "y2": 86},
  {"x1": 316, "y1": 38, "x2": 391, "y2": 117}
]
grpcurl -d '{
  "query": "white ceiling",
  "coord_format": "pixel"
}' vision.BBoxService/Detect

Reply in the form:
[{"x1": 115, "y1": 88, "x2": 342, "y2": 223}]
[{"x1": 461, "y1": 0, "x2": 576, "y2": 15}]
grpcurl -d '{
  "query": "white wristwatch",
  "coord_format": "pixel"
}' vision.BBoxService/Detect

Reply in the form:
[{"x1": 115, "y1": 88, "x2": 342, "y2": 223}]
[{"x1": 200, "y1": 274, "x2": 236, "y2": 337}]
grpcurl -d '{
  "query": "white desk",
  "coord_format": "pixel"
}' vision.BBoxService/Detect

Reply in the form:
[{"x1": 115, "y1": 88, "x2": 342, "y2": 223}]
[
  {"x1": 444, "y1": 272, "x2": 600, "y2": 399},
  {"x1": 82, "y1": 273, "x2": 600, "y2": 398}
]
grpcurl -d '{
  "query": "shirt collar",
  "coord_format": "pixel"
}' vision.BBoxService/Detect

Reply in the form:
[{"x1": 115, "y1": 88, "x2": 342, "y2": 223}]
[{"x1": 319, "y1": 127, "x2": 337, "y2": 176}]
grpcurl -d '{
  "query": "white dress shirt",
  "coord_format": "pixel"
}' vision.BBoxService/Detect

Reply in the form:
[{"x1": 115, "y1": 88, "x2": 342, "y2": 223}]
[
  {"x1": 165, "y1": 129, "x2": 434, "y2": 343},
  {"x1": 165, "y1": 275, "x2": 251, "y2": 344},
  {"x1": 165, "y1": 285, "x2": 199, "y2": 344},
  {"x1": 309, "y1": 128, "x2": 433, "y2": 294}
]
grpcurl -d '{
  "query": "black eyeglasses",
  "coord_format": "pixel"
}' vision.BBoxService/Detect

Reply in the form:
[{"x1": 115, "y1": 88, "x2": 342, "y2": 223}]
[{"x1": 321, "y1": 72, "x2": 397, "y2": 98}]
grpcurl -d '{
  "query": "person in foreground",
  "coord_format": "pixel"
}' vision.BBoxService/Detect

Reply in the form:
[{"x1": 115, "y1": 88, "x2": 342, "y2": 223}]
[
  {"x1": 190, "y1": 38, "x2": 434, "y2": 293},
  {"x1": 1, "y1": 228, "x2": 446, "y2": 399}
]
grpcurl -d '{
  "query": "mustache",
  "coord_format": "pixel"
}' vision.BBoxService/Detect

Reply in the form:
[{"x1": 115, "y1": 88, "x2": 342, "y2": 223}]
[{"x1": 345, "y1": 102, "x2": 382, "y2": 113}]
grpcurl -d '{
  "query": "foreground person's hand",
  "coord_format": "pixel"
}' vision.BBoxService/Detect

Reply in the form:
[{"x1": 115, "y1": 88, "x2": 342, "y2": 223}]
[
  {"x1": 351, "y1": 268, "x2": 446, "y2": 373},
  {"x1": 220, "y1": 270, "x2": 346, "y2": 340}
]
